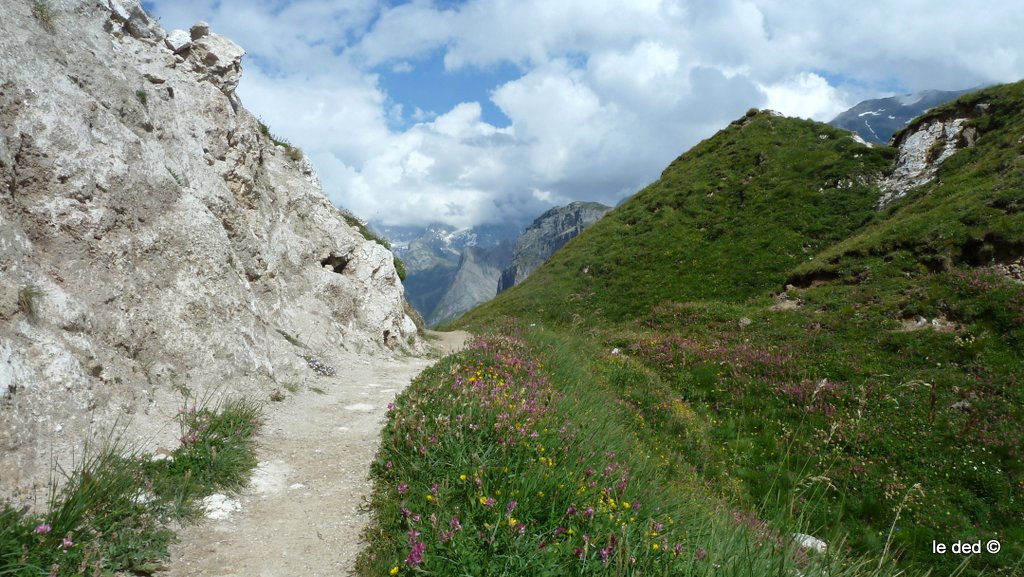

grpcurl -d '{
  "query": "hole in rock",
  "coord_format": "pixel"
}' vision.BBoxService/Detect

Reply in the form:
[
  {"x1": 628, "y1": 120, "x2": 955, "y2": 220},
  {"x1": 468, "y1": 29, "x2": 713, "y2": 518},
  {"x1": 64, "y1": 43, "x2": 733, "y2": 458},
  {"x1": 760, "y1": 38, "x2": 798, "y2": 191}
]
[{"x1": 321, "y1": 253, "x2": 349, "y2": 273}]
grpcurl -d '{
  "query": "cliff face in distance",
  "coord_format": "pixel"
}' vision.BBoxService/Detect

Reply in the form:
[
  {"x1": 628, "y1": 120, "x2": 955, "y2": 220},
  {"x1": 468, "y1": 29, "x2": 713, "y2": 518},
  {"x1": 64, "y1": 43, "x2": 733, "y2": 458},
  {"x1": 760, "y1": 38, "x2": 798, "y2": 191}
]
[
  {"x1": 0, "y1": 0, "x2": 417, "y2": 499},
  {"x1": 427, "y1": 241, "x2": 513, "y2": 326},
  {"x1": 498, "y1": 201, "x2": 611, "y2": 293}
]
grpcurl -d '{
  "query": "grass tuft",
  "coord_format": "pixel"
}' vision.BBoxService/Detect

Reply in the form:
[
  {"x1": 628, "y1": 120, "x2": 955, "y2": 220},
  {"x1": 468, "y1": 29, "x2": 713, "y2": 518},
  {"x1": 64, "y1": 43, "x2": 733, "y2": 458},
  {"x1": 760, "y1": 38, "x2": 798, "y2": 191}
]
[
  {"x1": 17, "y1": 285, "x2": 41, "y2": 319},
  {"x1": 0, "y1": 396, "x2": 262, "y2": 576},
  {"x1": 30, "y1": 0, "x2": 55, "y2": 31}
]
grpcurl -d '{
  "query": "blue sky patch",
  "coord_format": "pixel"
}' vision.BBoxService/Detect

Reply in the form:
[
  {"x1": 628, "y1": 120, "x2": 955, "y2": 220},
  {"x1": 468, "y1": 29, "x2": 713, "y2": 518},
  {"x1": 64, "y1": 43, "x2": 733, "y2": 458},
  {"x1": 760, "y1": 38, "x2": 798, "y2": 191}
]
[{"x1": 377, "y1": 49, "x2": 518, "y2": 129}]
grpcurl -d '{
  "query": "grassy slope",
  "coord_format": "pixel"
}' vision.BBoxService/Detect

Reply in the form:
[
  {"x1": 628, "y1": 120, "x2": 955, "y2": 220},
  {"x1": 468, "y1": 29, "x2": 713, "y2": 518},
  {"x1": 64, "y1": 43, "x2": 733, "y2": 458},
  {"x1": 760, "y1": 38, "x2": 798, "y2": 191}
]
[
  {"x1": 453, "y1": 83, "x2": 1024, "y2": 575},
  {"x1": 477, "y1": 110, "x2": 893, "y2": 325}
]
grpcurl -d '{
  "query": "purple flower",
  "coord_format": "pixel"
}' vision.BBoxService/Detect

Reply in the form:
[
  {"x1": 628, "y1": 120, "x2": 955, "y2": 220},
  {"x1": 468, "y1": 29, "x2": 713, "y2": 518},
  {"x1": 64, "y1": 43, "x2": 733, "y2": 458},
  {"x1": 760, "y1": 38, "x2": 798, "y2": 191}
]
[
  {"x1": 506, "y1": 500, "x2": 517, "y2": 513},
  {"x1": 60, "y1": 536, "x2": 74, "y2": 549},
  {"x1": 397, "y1": 483, "x2": 408, "y2": 494},
  {"x1": 405, "y1": 541, "x2": 426, "y2": 566},
  {"x1": 34, "y1": 524, "x2": 52, "y2": 535}
]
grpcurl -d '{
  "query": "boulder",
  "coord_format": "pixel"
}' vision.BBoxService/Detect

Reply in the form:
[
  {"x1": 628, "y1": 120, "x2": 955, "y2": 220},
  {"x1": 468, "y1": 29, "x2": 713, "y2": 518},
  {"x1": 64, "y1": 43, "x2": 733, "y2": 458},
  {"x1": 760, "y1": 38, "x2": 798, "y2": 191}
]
[{"x1": 165, "y1": 29, "x2": 192, "y2": 54}]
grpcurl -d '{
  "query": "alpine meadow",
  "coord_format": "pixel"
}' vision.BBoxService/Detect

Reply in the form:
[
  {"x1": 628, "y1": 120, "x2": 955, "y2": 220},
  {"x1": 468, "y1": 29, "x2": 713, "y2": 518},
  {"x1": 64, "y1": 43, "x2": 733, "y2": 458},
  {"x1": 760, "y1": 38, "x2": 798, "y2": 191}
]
[{"x1": 359, "y1": 82, "x2": 1024, "y2": 577}]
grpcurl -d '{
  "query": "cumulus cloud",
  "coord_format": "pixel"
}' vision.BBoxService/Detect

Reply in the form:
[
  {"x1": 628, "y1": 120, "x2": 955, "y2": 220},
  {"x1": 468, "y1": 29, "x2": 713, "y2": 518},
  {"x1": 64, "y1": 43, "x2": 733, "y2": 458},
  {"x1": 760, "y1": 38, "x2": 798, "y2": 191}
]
[{"x1": 144, "y1": 0, "x2": 1024, "y2": 228}]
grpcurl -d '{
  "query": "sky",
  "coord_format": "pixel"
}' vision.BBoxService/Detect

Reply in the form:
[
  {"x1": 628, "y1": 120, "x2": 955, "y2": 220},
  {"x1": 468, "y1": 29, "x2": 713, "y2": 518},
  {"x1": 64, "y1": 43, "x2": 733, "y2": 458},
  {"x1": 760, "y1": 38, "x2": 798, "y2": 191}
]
[{"x1": 142, "y1": 0, "x2": 1024, "y2": 230}]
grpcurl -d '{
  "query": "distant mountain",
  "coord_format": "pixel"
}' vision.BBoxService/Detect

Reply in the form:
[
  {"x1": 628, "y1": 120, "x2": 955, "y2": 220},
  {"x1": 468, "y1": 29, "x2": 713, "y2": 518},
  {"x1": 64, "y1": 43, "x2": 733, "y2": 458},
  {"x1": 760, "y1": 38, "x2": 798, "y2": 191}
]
[
  {"x1": 428, "y1": 242, "x2": 514, "y2": 326},
  {"x1": 498, "y1": 201, "x2": 611, "y2": 293},
  {"x1": 829, "y1": 89, "x2": 972, "y2": 144},
  {"x1": 376, "y1": 222, "x2": 520, "y2": 325},
  {"x1": 380, "y1": 202, "x2": 611, "y2": 326}
]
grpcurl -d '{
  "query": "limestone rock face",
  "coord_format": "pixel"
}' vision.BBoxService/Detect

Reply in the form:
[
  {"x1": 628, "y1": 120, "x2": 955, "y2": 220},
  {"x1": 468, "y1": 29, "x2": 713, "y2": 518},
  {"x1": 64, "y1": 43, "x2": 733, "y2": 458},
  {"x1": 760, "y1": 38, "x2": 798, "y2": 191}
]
[
  {"x1": 428, "y1": 243, "x2": 513, "y2": 326},
  {"x1": 0, "y1": 0, "x2": 417, "y2": 497},
  {"x1": 878, "y1": 117, "x2": 971, "y2": 207},
  {"x1": 498, "y1": 201, "x2": 611, "y2": 292}
]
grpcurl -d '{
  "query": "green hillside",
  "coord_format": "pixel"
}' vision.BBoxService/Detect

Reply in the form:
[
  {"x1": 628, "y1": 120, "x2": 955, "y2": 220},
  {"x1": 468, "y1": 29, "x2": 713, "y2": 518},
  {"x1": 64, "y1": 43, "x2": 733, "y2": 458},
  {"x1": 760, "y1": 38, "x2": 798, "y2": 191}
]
[{"x1": 363, "y1": 82, "x2": 1024, "y2": 576}]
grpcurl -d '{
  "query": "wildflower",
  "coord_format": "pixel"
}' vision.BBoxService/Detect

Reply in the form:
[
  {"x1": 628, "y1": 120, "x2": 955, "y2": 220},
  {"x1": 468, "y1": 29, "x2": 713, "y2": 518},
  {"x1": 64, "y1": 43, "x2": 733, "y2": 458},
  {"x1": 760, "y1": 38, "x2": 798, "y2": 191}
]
[
  {"x1": 389, "y1": 566, "x2": 399, "y2": 576},
  {"x1": 506, "y1": 500, "x2": 517, "y2": 513},
  {"x1": 405, "y1": 541, "x2": 426, "y2": 566},
  {"x1": 397, "y1": 483, "x2": 408, "y2": 494},
  {"x1": 34, "y1": 524, "x2": 52, "y2": 535},
  {"x1": 695, "y1": 547, "x2": 707, "y2": 561},
  {"x1": 459, "y1": 474, "x2": 467, "y2": 481},
  {"x1": 508, "y1": 517, "x2": 518, "y2": 527},
  {"x1": 60, "y1": 536, "x2": 74, "y2": 549},
  {"x1": 652, "y1": 543, "x2": 660, "y2": 551},
  {"x1": 425, "y1": 495, "x2": 434, "y2": 503}
]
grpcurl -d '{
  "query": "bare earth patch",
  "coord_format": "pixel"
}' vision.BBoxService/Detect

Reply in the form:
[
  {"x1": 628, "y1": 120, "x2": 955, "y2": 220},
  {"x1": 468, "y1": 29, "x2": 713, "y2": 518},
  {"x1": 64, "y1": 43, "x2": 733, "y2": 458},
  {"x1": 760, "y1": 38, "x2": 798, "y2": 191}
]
[{"x1": 160, "y1": 331, "x2": 469, "y2": 577}]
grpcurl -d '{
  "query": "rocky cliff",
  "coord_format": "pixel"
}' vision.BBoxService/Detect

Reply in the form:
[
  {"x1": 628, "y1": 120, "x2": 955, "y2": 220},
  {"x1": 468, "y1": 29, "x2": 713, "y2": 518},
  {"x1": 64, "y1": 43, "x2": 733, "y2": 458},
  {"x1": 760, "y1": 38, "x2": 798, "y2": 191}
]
[
  {"x1": 384, "y1": 222, "x2": 520, "y2": 325},
  {"x1": 498, "y1": 201, "x2": 610, "y2": 293},
  {"x1": 428, "y1": 242, "x2": 513, "y2": 326},
  {"x1": 0, "y1": 0, "x2": 417, "y2": 499}
]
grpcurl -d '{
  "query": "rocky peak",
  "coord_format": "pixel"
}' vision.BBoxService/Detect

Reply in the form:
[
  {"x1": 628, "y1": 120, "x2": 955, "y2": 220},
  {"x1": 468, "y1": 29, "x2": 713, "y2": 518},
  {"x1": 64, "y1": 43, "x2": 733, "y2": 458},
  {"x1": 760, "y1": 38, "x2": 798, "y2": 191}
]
[
  {"x1": 0, "y1": 0, "x2": 417, "y2": 499},
  {"x1": 498, "y1": 201, "x2": 611, "y2": 293}
]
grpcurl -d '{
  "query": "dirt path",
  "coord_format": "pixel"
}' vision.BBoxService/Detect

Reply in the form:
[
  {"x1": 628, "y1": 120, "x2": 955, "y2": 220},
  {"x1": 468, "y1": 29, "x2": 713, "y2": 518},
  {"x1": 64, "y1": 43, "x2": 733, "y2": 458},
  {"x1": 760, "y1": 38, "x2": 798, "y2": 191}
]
[{"x1": 162, "y1": 331, "x2": 470, "y2": 577}]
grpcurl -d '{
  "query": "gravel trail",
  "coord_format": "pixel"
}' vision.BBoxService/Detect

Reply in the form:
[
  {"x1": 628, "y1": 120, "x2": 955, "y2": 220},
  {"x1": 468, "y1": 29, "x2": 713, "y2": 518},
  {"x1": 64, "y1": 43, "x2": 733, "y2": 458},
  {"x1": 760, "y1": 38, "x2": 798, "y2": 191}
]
[{"x1": 161, "y1": 331, "x2": 470, "y2": 577}]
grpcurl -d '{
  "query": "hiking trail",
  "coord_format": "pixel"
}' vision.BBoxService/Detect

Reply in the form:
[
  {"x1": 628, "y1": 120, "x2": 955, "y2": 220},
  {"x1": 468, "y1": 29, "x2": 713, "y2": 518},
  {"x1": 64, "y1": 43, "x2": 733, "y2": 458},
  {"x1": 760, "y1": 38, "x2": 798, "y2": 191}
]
[{"x1": 161, "y1": 331, "x2": 470, "y2": 577}]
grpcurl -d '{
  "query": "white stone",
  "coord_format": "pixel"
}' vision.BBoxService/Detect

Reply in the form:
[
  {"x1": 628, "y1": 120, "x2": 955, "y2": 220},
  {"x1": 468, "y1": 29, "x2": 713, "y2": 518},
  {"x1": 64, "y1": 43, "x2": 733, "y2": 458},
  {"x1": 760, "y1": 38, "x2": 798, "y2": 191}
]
[
  {"x1": 165, "y1": 29, "x2": 191, "y2": 54},
  {"x1": 202, "y1": 494, "x2": 241, "y2": 520},
  {"x1": 793, "y1": 533, "x2": 827, "y2": 553},
  {"x1": 344, "y1": 403, "x2": 376, "y2": 412}
]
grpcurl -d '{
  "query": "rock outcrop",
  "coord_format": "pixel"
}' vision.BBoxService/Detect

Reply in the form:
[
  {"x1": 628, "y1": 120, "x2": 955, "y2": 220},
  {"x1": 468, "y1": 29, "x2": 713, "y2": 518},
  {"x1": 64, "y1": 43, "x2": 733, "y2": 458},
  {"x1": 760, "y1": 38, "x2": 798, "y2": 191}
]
[
  {"x1": 498, "y1": 201, "x2": 611, "y2": 292},
  {"x1": 877, "y1": 116, "x2": 975, "y2": 207},
  {"x1": 0, "y1": 0, "x2": 417, "y2": 499}
]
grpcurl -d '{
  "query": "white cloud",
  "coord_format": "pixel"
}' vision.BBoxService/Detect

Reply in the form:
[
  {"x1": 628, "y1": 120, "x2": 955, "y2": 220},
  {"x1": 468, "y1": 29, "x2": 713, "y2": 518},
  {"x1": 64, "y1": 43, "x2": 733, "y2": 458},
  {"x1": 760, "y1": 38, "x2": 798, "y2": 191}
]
[
  {"x1": 760, "y1": 72, "x2": 852, "y2": 120},
  {"x1": 143, "y1": 0, "x2": 1024, "y2": 229}
]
